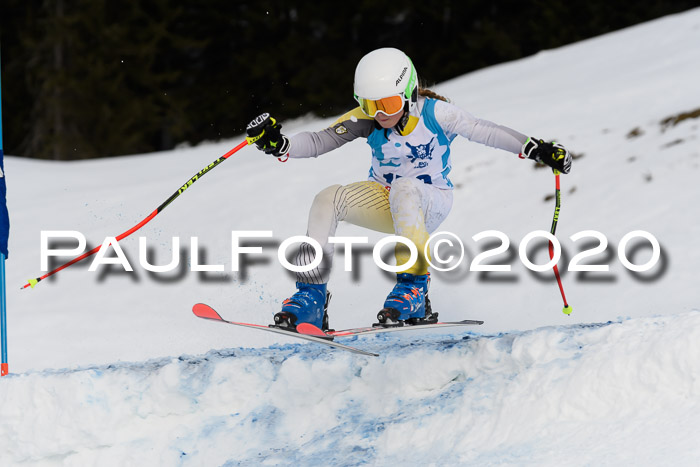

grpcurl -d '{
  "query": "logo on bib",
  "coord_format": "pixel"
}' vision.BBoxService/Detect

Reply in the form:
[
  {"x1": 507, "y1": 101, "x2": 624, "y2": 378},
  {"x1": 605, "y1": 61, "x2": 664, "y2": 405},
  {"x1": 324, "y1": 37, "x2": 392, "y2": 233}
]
[{"x1": 406, "y1": 138, "x2": 436, "y2": 168}]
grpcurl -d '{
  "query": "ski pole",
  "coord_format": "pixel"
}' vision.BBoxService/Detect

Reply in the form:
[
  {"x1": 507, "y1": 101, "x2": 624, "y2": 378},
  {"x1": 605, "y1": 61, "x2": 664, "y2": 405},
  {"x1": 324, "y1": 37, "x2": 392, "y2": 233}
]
[
  {"x1": 549, "y1": 170, "x2": 572, "y2": 315},
  {"x1": 22, "y1": 139, "x2": 250, "y2": 289}
]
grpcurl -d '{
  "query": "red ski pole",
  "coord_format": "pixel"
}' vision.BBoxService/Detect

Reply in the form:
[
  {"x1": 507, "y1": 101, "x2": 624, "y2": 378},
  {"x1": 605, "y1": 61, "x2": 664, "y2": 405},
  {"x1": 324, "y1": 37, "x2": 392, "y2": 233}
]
[
  {"x1": 22, "y1": 139, "x2": 250, "y2": 289},
  {"x1": 549, "y1": 171, "x2": 572, "y2": 314}
]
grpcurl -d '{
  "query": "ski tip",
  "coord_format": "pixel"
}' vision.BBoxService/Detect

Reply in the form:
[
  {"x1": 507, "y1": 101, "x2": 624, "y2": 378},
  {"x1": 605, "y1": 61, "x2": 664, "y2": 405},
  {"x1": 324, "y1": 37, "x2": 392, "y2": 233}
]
[
  {"x1": 192, "y1": 303, "x2": 224, "y2": 321},
  {"x1": 296, "y1": 322, "x2": 329, "y2": 338}
]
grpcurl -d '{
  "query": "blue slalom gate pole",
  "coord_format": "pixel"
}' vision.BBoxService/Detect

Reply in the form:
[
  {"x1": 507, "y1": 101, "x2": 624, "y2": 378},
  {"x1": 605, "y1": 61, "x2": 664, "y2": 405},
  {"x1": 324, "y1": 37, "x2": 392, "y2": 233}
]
[
  {"x1": 1, "y1": 255, "x2": 6, "y2": 376},
  {"x1": 0, "y1": 49, "x2": 9, "y2": 376}
]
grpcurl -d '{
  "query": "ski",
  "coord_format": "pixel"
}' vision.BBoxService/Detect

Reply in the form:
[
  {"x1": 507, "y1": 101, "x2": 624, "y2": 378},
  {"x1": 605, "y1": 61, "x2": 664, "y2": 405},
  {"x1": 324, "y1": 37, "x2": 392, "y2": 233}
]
[
  {"x1": 192, "y1": 303, "x2": 379, "y2": 357},
  {"x1": 297, "y1": 319, "x2": 484, "y2": 339}
]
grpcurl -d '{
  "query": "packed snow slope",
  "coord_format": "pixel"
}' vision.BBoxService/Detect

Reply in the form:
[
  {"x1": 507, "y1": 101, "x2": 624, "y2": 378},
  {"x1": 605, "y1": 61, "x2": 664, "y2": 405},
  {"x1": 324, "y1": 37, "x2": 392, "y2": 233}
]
[
  {"x1": 0, "y1": 312, "x2": 700, "y2": 466},
  {"x1": 2, "y1": 312, "x2": 700, "y2": 466},
  {"x1": 1, "y1": 8, "x2": 700, "y2": 465}
]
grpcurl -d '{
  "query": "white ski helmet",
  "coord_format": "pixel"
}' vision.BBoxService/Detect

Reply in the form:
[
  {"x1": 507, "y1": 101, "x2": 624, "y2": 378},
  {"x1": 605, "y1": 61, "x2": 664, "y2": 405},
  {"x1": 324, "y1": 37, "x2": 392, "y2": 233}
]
[{"x1": 353, "y1": 48, "x2": 418, "y2": 116}]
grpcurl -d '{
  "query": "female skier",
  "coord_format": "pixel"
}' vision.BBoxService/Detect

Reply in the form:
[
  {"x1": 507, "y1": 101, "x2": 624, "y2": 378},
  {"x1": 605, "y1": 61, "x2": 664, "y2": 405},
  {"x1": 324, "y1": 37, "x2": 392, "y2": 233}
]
[{"x1": 246, "y1": 47, "x2": 571, "y2": 330}]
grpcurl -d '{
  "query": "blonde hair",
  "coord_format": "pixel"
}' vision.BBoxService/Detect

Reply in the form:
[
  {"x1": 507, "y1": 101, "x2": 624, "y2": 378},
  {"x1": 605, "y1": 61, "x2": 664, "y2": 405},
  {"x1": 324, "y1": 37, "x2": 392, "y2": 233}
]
[{"x1": 418, "y1": 86, "x2": 449, "y2": 103}]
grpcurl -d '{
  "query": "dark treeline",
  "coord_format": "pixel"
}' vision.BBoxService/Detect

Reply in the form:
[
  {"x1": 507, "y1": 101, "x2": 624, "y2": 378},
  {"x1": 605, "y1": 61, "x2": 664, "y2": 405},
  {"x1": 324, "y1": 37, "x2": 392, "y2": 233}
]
[{"x1": 1, "y1": 0, "x2": 696, "y2": 160}]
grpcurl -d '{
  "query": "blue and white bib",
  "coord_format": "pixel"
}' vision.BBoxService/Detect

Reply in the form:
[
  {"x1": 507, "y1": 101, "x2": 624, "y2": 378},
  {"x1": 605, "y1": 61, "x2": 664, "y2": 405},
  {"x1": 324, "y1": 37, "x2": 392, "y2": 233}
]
[{"x1": 367, "y1": 98, "x2": 456, "y2": 189}]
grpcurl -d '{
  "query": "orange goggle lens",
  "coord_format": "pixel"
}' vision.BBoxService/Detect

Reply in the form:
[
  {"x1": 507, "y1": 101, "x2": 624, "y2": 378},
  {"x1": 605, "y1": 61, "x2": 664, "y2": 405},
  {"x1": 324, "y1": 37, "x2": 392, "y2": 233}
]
[{"x1": 355, "y1": 94, "x2": 405, "y2": 117}]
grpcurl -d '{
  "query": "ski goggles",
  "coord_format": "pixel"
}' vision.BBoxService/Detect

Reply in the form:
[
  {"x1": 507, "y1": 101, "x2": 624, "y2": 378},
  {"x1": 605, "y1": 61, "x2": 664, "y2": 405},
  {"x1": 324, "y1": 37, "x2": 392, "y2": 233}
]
[{"x1": 354, "y1": 94, "x2": 406, "y2": 118}]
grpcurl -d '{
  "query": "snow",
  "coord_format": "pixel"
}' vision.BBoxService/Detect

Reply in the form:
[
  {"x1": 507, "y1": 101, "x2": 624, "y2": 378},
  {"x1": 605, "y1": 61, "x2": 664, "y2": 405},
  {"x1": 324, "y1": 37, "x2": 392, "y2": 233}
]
[
  {"x1": 3, "y1": 313, "x2": 700, "y2": 465},
  {"x1": 2, "y1": 8, "x2": 700, "y2": 465}
]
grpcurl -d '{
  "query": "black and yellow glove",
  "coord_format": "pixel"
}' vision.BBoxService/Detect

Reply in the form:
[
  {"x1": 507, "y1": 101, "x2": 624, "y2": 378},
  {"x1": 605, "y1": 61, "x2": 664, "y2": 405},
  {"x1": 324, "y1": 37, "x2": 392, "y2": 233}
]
[
  {"x1": 246, "y1": 113, "x2": 290, "y2": 157},
  {"x1": 521, "y1": 137, "x2": 572, "y2": 174}
]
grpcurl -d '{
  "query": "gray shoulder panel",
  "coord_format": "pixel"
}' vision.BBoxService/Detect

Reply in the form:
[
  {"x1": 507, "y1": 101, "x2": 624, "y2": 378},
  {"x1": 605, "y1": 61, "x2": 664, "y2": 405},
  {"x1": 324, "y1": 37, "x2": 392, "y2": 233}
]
[{"x1": 288, "y1": 107, "x2": 376, "y2": 158}]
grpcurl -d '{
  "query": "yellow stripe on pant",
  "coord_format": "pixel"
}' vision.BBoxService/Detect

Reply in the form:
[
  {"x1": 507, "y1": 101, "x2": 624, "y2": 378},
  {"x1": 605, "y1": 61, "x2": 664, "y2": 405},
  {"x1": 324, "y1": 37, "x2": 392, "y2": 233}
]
[{"x1": 298, "y1": 178, "x2": 453, "y2": 283}]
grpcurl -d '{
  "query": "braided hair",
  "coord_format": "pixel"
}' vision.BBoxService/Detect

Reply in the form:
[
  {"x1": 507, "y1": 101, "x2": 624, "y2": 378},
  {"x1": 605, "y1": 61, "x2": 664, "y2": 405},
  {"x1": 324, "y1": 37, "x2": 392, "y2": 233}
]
[{"x1": 418, "y1": 85, "x2": 449, "y2": 103}]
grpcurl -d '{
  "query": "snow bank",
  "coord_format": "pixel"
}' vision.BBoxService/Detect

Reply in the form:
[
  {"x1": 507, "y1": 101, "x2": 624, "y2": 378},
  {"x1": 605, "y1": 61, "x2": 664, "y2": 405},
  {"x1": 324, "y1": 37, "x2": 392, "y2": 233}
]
[{"x1": 2, "y1": 311, "x2": 699, "y2": 466}]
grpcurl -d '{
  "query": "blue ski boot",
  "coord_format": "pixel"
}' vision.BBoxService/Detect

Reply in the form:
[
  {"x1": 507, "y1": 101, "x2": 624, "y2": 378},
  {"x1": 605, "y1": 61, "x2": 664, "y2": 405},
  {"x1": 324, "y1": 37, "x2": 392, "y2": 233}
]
[
  {"x1": 274, "y1": 282, "x2": 331, "y2": 331},
  {"x1": 376, "y1": 273, "x2": 438, "y2": 326}
]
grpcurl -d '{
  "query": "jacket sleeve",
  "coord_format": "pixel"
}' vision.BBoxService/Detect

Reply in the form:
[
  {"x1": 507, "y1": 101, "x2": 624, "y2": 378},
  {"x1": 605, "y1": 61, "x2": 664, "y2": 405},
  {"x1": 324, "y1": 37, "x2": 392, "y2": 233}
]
[
  {"x1": 433, "y1": 100, "x2": 528, "y2": 154},
  {"x1": 288, "y1": 107, "x2": 376, "y2": 158}
]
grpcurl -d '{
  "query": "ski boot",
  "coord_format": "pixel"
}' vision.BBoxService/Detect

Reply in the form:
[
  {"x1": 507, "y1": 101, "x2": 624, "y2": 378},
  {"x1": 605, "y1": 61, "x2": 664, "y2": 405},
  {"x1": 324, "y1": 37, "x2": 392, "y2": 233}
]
[
  {"x1": 375, "y1": 273, "x2": 438, "y2": 327},
  {"x1": 273, "y1": 282, "x2": 332, "y2": 331}
]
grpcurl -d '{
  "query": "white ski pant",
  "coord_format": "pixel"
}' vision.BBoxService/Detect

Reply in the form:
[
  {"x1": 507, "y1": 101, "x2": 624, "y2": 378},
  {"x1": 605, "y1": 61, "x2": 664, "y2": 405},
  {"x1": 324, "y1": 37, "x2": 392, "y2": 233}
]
[{"x1": 295, "y1": 178, "x2": 454, "y2": 284}]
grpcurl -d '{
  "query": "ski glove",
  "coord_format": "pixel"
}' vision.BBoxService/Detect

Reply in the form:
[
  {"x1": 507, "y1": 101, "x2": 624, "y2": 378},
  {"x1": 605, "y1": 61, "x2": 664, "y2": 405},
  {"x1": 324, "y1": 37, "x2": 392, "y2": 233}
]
[
  {"x1": 246, "y1": 113, "x2": 290, "y2": 157},
  {"x1": 521, "y1": 137, "x2": 572, "y2": 174}
]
